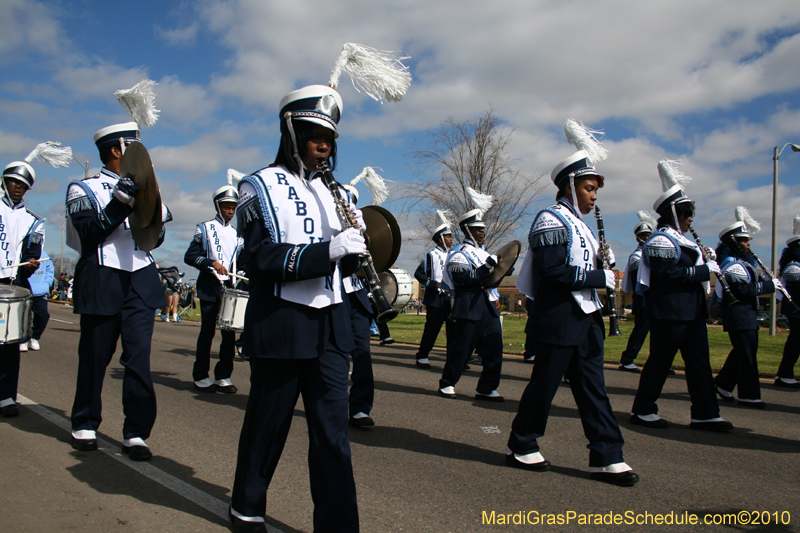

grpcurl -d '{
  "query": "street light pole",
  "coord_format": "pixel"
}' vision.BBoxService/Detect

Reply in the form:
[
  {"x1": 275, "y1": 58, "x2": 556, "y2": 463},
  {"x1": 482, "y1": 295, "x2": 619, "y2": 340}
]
[{"x1": 770, "y1": 143, "x2": 800, "y2": 335}]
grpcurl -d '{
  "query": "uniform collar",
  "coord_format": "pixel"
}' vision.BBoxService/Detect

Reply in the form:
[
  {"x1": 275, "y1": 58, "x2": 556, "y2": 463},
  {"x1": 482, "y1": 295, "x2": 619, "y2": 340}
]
[
  {"x1": 557, "y1": 197, "x2": 579, "y2": 217},
  {"x1": 1, "y1": 195, "x2": 24, "y2": 210},
  {"x1": 214, "y1": 214, "x2": 231, "y2": 227},
  {"x1": 100, "y1": 168, "x2": 120, "y2": 180}
]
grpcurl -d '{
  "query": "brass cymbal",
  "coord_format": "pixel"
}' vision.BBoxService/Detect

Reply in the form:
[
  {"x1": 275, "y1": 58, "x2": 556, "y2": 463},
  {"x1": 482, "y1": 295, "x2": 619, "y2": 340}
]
[
  {"x1": 378, "y1": 271, "x2": 398, "y2": 305},
  {"x1": 119, "y1": 142, "x2": 161, "y2": 229},
  {"x1": 129, "y1": 202, "x2": 163, "y2": 253},
  {"x1": 483, "y1": 240, "x2": 521, "y2": 288},
  {"x1": 361, "y1": 205, "x2": 401, "y2": 273}
]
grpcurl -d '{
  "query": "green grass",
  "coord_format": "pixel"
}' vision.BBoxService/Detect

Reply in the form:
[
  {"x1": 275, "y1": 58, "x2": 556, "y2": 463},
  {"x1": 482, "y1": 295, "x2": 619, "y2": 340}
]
[{"x1": 386, "y1": 312, "x2": 790, "y2": 375}]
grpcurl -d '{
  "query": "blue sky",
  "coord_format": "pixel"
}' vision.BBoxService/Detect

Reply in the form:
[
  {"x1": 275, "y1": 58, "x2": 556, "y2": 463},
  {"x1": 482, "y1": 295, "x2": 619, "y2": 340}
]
[{"x1": 3, "y1": 0, "x2": 800, "y2": 279}]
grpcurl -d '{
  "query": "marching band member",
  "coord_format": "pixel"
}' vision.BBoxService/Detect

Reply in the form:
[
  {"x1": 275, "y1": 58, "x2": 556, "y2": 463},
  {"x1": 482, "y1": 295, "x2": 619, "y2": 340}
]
[
  {"x1": 712, "y1": 207, "x2": 776, "y2": 408},
  {"x1": 507, "y1": 120, "x2": 637, "y2": 487},
  {"x1": 618, "y1": 211, "x2": 657, "y2": 372},
  {"x1": 776, "y1": 215, "x2": 800, "y2": 388},
  {"x1": 630, "y1": 160, "x2": 732, "y2": 432},
  {"x1": 67, "y1": 80, "x2": 172, "y2": 460},
  {"x1": 184, "y1": 173, "x2": 243, "y2": 394},
  {"x1": 438, "y1": 189, "x2": 504, "y2": 402},
  {"x1": 230, "y1": 85, "x2": 364, "y2": 532},
  {"x1": 413, "y1": 210, "x2": 454, "y2": 369},
  {"x1": 0, "y1": 142, "x2": 68, "y2": 416},
  {"x1": 341, "y1": 177, "x2": 376, "y2": 428}
]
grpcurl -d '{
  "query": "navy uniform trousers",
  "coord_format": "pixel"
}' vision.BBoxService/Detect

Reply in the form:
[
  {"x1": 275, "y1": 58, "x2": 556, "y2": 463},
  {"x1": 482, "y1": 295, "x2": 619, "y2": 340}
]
[
  {"x1": 632, "y1": 319, "x2": 719, "y2": 420},
  {"x1": 231, "y1": 351, "x2": 358, "y2": 532},
  {"x1": 347, "y1": 291, "x2": 374, "y2": 417},
  {"x1": 193, "y1": 298, "x2": 235, "y2": 382},
  {"x1": 416, "y1": 303, "x2": 451, "y2": 360},
  {"x1": 508, "y1": 314, "x2": 624, "y2": 467},
  {"x1": 0, "y1": 344, "x2": 20, "y2": 405},
  {"x1": 620, "y1": 312, "x2": 650, "y2": 366},
  {"x1": 716, "y1": 329, "x2": 761, "y2": 400},
  {"x1": 31, "y1": 295, "x2": 51, "y2": 340},
  {"x1": 71, "y1": 289, "x2": 157, "y2": 440},
  {"x1": 439, "y1": 298, "x2": 502, "y2": 395},
  {"x1": 778, "y1": 316, "x2": 800, "y2": 380}
]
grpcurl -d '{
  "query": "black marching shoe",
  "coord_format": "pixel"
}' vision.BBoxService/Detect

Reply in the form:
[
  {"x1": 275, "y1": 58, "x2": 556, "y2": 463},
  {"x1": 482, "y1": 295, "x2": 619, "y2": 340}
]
[
  {"x1": 121, "y1": 444, "x2": 153, "y2": 461},
  {"x1": 349, "y1": 414, "x2": 375, "y2": 428},
  {"x1": 415, "y1": 358, "x2": 432, "y2": 369},
  {"x1": 215, "y1": 384, "x2": 238, "y2": 394},
  {"x1": 229, "y1": 507, "x2": 268, "y2": 533},
  {"x1": 194, "y1": 380, "x2": 216, "y2": 393},
  {"x1": 590, "y1": 471, "x2": 640, "y2": 487},
  {"x1": 629, "y1": 414, "x2": 669, "y2": 429},
  {"x1": 1, "y1": 404, "x2": 20, "y2": 418},
  {"x1": 774, "y1": 378, "x2": 800, "y2": 389},
  {"x1": 475, "y1": 391, "x2": 505, "y2": 403},
  {"x1": 737, "y1": 399, "x2": 766, "y2": 409},
  {"x1": 690, "y1": 420, "x2": 734, "y2": 432},
  {"x1": 618, "y1": 363, "x2": 641, "y2": 373},
  {"x1": 505, "y1": 452, "x2": 551, "y2": 472},
  {"x1": 71, "y1": 436, "x2": 98, "y2": 451},
  {"x1": 715, "y1": 385, "x2": 736, "y2": 402}
]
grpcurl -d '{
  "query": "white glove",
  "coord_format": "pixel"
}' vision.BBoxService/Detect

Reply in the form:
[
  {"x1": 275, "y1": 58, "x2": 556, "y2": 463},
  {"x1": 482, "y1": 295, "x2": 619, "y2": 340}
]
[
  {"x1": 113, "y1": 175, "x2": 138, "y2": 206},
  {"x1": 604, "y1": 269, "x2": 616, "y2": 290},
  {"x1": 706, "y1": 260, "x2": 721, "y2": 275},
  {"x1": 773, "y1": 279, "x2": 785, "y2": 293},
  {"x1": 485, "y1": 254, "x2": 498, "y2": 268},
  {"x1": 606, "y1": 246, "x2": 616, "y2": 267},
  {"x1": 329, "y1": 228, "x2": 366, "y2": 262},
  {"x1": 704, "y1": 247, "x2": 717, "y2": 261}
]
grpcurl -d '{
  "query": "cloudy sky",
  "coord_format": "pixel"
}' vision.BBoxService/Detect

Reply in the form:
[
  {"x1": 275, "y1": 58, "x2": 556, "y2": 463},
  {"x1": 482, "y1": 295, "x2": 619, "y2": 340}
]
[{"x1": 3, "y1": 0, "x2": 800, "y2": 277}]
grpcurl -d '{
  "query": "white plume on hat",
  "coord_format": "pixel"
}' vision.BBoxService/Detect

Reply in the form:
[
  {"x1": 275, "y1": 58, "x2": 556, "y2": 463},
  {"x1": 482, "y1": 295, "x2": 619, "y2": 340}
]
[
  {"x1": 734, "y1": 206, "x2": 761, "y2": 234},
  {"x1": 350, "y1": 167, "x2": 389, "y2": 206},
  {"x1": 434, "y1": 209, "x2": 455, "y2": 230},
  {"x1": 794, "y1": 215, "x2": 800, "y2": 236},
  {"x1": 25, "y1": 141, "x2": 72, "y2": 168},
  {"x1": 227, "y1": 168, "x2": 245, "y2": 186},
  {"x1": 637, "y1": 210, "x2": 658, "y2": 228},
  {"x1": 657, "y1": 160, "x2": 691, "y2": 192},
  {"x1": 466, "y1": 187, "x2": 493, "y2": 212},
  {"x1": 564, "y1": 119, "x2": 608, "y2": 163},
  {"x1": 329, "y1": 43, "x2": 412, "y2": 104},
  {"x1": 115, "y1": 79, "x2": 160, "y2": 128}
]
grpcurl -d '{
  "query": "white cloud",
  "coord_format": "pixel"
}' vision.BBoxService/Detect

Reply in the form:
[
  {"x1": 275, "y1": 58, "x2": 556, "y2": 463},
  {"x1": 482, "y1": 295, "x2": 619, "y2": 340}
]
[{"x1": 155, "y1": 22, "x2": 199, "y2": 47}]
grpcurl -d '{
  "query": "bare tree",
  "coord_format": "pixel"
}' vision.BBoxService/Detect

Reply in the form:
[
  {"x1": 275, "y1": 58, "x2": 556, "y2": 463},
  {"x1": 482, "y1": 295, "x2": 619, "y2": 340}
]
[{"x1": 402, "y1": 108, "x2": 546, "y2": 251}]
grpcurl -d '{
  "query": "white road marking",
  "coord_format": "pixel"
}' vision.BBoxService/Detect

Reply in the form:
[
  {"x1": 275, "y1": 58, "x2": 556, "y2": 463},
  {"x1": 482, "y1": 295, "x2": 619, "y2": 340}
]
[
  {"x1": 15, "y1": 394, "x2": 284, "y2": 532},
  {"x1": 49, "y1": 318, "x2": 75, "y2": 324}
]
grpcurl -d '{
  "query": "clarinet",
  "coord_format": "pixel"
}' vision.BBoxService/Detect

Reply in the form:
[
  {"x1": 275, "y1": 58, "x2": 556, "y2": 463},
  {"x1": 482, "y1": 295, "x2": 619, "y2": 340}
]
[
  {"x1": 687, "y1": 225, "x2": 739, "y2": 307},
  {"x1": 316, "y1": 161, "x2": 399, "y2": 323},
  {"x1": 737, "y1": 244, "x2": 800, "y2": 313},
  {"x1": 594, "y1": 206, "x2": 622, "y2": 336}
]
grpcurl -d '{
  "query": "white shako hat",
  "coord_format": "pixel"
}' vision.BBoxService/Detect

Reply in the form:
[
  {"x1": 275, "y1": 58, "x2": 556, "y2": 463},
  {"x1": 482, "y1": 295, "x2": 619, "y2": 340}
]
[
  {"x1": 551, "y1": 119, "x2": 608, "y2": 189},
  {"x1": 279, "y1": 85, "x2": 344, "y2": 137},
  {"x1": 214, "y1": 168, "x2": 244, "y2": 206},
  {"x1": 459, "y1": 187, "x2": 492, "y2": 232},
  {"x1": 3, "y1": 141, "x2": 73, "y2": 189},
  {"x1": 787, "y1": 215, "x2": 800, "y2": 246},
  {"x1": 431, "y1": 209, "x2": 455, "y2": 243},
  {"x1": 94, "y1": 79, "x2": 159, "y2": 152},
  {"x1": 653, "y1": 159, "x2": 692, "y2": 217},
  {"x1": 719, "y1": 206, "x2": 760, "y2": 242},
  {"x1": 634, "y1": 210, "x2": 657, "y2": 237}
]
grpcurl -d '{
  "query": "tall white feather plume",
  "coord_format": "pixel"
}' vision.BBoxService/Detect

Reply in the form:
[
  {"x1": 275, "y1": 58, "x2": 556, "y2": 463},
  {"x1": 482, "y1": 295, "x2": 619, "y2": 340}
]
[
  {"x1": 793, "y1": 215, "x2": 800, "y2": 236},
  {"x1": 24, "y1": 141, "x2": 72, "y2": 168},
  {"x1": 227, "y1": 168, "x2": 245, "y2": 186},
  {"x1": 434, "y1": 209, "x2": 455, "y2": 230},
  {"x1": 735, "y1": 206, "x2": 761, "y2": 234},
  {"x1": 637, "y1": 210, "x2": 658, "y2": 229},
  {"x1": 564, "y1": 119, "x2": 608, "y2": 163},
  {"x1": 350, "y1": 167, "x2": 389, "y2": 206},
  {"x1": 115, "y1": 79, "x2": 160, "y2": 128},
  {"x1": 329, "y1": 43, "x2": 412, "y2": 104},
  {"x1": 657, "y1": 159, "x2": 691, "y2": 191},
  {"x1": 466, "y1": 187, "x2": 493, "y2": 212}
]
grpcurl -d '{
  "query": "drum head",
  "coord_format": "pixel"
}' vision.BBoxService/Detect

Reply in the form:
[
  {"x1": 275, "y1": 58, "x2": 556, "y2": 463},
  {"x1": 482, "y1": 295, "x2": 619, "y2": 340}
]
[
  {"x1": 0, "y1": 285, "x2": 32, "y2": 300},
  {"x1": 483, "y1": 240, "x2": 521, "y2": 288},
  {"x1": 120, "y1": 142, "x2": 161, "y2": 230},
  {"x1": 378, "y1": 271, "x2": 398, "y2": 305},
  {"x1": 362, "y1": 206, "x2": 401, "y2": 272}
]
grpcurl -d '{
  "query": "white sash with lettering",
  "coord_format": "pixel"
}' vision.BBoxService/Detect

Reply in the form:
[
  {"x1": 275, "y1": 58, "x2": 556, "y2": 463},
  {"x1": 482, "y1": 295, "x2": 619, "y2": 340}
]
[
  {"x1": 197, "y1": 216, "x2": 240, "y2": 282},
  {"x1": 447, "y1": 240, "x2": 498, "y2": 302},
  {"x1": 65, "y1": 169, "x2": 154, "y2": 272},
  {"x1": 0, "y1": 199, "x2": 42, "y2": 279},
  {"x1": 246, "y1": 166, "x2": 345, "y2": 308}
]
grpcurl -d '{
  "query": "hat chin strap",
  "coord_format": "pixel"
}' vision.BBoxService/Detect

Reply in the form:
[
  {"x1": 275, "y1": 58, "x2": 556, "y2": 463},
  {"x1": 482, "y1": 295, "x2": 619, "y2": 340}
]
[
  {"x1": 284, "y1": 112, "x2": 308, "y2": 179},
  {"x1": 569, "y1": 175, "x2": 581, "y2": 219},
  {"x1": 670, "y1": 202, "x2": 680, "y2": 233}
]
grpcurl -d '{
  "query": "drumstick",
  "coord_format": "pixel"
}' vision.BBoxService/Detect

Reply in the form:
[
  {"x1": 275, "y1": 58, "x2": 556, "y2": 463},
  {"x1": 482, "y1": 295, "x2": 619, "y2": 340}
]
[
  {"x1": 208, "y1": 266, "x2": 248, "y2": 282},
  {"x1": 6, "y1": 257, "x2": 51, "y2": 269}
]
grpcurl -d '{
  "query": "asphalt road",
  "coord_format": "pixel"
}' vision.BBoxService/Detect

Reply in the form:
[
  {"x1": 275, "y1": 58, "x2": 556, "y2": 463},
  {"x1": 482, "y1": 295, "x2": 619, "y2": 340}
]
[{"x1": 1, "y1": 303, "x2": 799, "y2": 532}]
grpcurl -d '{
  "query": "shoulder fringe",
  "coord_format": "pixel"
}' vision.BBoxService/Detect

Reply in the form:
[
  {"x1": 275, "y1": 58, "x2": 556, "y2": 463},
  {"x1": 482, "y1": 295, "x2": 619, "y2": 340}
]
[{"x1": 67, "y1": 196, "x2": 93, "y2": 214}]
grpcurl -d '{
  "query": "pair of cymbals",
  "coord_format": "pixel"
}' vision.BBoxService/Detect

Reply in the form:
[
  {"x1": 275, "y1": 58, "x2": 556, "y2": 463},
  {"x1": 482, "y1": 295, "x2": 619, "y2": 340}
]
[
  {"x1": 361, "y1": 205, "x2": 401, "y2": 273},
  {"x1": 483, "y1": 240, "x2": 521, "y2": 288},
  {"x1": 119, "y1": 142, "x2": 162, "y2": 252}
]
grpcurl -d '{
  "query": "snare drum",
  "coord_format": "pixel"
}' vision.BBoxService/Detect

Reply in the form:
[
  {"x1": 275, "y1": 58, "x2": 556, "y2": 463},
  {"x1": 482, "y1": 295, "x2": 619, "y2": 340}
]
[
  {"x1": 0, "y1": 285, "x2": 32, "y2": 344},
  {"x1": 378, "y1": 267, "x2": 414, "y2": 308},
  {"x1": 217, "y1": 288, "x2": 249, "y2": 332}
]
